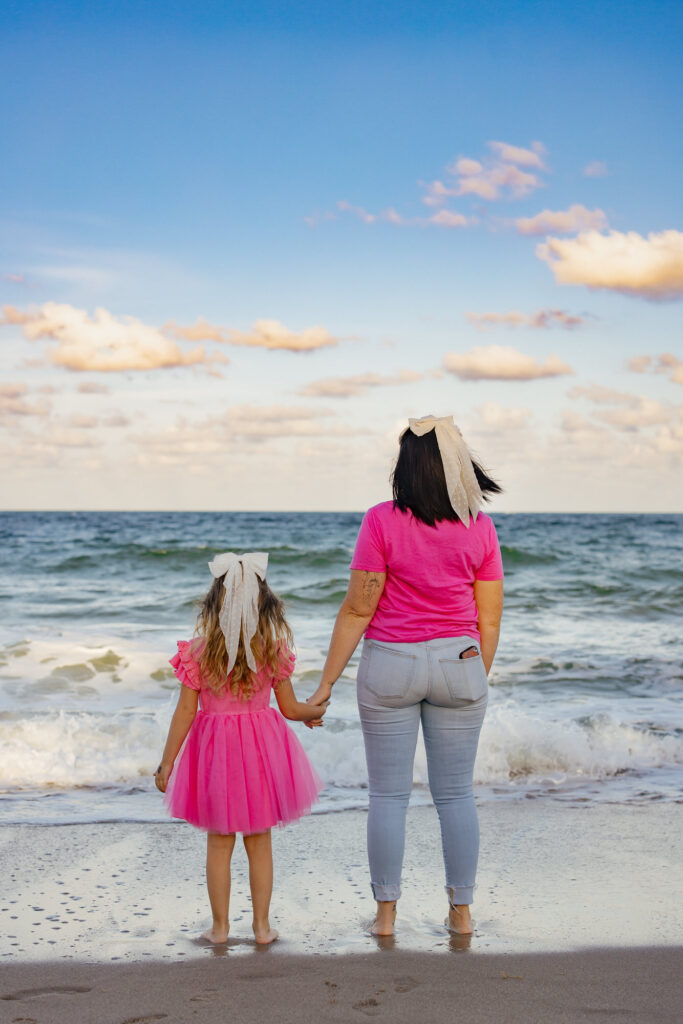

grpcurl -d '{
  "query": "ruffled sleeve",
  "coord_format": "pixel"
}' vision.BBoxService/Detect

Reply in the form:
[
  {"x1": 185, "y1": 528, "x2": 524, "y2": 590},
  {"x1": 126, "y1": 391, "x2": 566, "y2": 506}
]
[
  {"x1": 169, "y1": 640, "x2": 203, "y2": 691},
  {"x1": 271, "y1": 645, "x2": 296, "y2": 688}
]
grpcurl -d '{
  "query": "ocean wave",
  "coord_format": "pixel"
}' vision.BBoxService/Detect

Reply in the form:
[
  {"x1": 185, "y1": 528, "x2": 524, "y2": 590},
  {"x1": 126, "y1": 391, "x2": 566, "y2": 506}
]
[
  {"x1": 49, "y1": 542, "x2": 353, "y2": 576},
  {"x1": 499, "y1": 545, "x2": 558, "y2": 566},
  {"x1": 2, "y1": 702, "x2": 680, "y2": 792}
]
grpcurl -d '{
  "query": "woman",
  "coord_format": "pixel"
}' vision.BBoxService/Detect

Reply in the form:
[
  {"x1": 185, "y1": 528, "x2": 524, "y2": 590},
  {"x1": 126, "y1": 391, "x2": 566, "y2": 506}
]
[{"x1": 308, "y1": 415, "x2": 504, "y2": 936}]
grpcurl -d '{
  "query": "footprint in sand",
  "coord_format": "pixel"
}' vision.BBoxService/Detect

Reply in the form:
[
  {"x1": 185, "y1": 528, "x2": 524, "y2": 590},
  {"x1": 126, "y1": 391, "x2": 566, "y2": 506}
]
[
  {"x1": 352, "y1": 996, "x2": 383, "y2": 1017},
  {"x1": 394, "y1": 976, "x2": 420, "y2": 993},
  {"x1": 2, "y1": 986, "x2": 92, "y2": 1001},
  {"x1": 119, "y1": 1015, "x2": 168, "y2": 1024}
]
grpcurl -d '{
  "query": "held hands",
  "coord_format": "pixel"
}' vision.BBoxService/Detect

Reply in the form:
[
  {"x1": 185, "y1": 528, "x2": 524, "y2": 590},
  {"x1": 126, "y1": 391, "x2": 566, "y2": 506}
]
[
  {"x1": 154, "y1": 762, "x2": 172, "y2": 793},
  {"x1": 305, "y1": 698, "x2": 330, "y2": 729},
  {"x1": 305, "y1": 682, "x2": 333, "y2": 729}
]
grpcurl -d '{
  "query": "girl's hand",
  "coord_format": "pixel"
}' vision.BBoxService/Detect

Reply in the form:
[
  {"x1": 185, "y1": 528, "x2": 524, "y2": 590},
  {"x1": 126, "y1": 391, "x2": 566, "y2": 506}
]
[
  {"x1": 154, "y1": 762, "x2": 172, "y2": 793},
  {"x1": 306, "y1": 682, "x2": 333, "y2": 708},
  {"x1": 305, "y1": 699, "x2": 330, "y2": 729}
]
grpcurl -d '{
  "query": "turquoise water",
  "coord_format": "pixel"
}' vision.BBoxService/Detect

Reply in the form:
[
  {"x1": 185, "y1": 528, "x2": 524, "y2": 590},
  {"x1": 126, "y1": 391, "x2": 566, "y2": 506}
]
[{"x1": 1, "y1": 511, "x2": 681, "y2": 824}]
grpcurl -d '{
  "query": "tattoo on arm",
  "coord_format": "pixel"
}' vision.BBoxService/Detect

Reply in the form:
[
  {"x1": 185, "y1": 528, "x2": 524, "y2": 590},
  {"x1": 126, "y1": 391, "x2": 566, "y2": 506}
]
[{"x1": 361, "y1": 572, "x2": 383, "y2": 604}]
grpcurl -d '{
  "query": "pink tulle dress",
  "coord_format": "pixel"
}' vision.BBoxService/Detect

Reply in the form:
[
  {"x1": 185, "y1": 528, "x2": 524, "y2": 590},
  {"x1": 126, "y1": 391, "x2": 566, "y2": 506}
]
[{"x1": 163, "y1": 640, "x2": 323, "y2": 835}]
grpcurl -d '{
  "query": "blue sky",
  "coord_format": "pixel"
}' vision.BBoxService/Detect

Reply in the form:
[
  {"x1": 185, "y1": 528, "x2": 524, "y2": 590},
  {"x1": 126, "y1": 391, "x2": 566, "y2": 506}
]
[{"x1": 1, "y1": 0, "x2": 682, "y2": 510}]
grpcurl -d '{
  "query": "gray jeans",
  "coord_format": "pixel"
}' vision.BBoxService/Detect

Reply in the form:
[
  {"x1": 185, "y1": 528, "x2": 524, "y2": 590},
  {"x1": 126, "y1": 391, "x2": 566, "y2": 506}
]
[{"x1": 357, "y1": 636, "x2": 488, "y2": 905}]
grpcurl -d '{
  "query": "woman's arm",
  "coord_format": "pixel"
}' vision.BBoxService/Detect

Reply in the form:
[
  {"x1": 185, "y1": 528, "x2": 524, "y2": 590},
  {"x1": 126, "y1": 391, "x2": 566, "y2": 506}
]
[
  {"x1": 274, "y1": 679, "x2": 329, "y2": 723},
  {"x1": 307, "y1": 569, "x2": 386, "y2": 706},
  {"x1": 473, "y1": 579, "x2": 504, "y2": 675},
  {"x1": 154, "y1": 685, "x2": 199, "y2": 792}
]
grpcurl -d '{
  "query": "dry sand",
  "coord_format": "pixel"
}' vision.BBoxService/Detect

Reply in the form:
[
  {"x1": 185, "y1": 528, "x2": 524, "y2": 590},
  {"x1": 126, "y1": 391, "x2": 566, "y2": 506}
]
[{"x1": 1, "y1": 800, "x2": 681, "y2": 1022}]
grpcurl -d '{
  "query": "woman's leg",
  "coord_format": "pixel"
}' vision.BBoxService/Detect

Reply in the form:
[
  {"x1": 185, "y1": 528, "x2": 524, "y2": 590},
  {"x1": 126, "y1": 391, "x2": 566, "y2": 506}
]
[
  {"x1": 204, "y1": 831, "x2": 236, "y2": 942},
  {"x1": 421, "y1": 695, "x2": 487, "y2": 933},
  {"x1": 243, "y1": 830, "x2": 278, "y2": 944},
  {"x1": 358, "y1": 700, "x2": 421, "y2": 934}
]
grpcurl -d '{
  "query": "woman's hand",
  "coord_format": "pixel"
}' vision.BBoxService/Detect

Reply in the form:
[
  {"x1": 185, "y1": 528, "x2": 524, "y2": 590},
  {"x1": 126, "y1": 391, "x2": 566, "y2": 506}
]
[
  {"x1": 307, "y1": 681, "x2": 333, "y2": 708},
  {"x1": 305, "y1": 685, "x2": 332, "y2": 729},
  {"x1": 305, "y1": 687, "x2": 332, "y2": 730},
  {"x1": 154, "y1": 762, "x2": 172, "y2": 793}
]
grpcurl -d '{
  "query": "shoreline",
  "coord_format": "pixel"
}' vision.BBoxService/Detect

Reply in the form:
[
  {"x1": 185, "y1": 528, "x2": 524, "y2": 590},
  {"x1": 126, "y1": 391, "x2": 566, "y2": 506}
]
[{"x1": 1, "y1": 800, "x2": 681, "y2": 962}]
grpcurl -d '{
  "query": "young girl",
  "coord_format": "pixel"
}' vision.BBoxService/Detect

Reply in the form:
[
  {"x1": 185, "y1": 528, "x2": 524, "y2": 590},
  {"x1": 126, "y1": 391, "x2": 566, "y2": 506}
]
[{"x1": 154, "y1": 551, "x2": 327, "y2": 945}]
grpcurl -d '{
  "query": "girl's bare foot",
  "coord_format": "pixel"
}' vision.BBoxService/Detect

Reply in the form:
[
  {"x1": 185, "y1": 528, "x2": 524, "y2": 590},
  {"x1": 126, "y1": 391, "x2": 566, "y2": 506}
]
[
  {"x1": 371, "y1": 900, "x2": 397, "y2": 936},
  {"x1": 253, "y1": 919, "x2": 278, "y2": 944},
  {"x1": 446, "y1": 903, "x2": 473, "y2": 935},
  {"x1": 201, "y1": 926, "x2": 229, "y2": 943}
]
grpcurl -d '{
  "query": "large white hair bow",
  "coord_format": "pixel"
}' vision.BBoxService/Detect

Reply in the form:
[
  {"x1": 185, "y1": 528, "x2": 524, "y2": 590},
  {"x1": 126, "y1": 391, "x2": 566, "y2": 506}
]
[
  {"x1": 207, "y1": 551, "x2": 269, "y2": 674},
  {"x1": 408, "y1": 415, "x2": 483, "y2": 527}
]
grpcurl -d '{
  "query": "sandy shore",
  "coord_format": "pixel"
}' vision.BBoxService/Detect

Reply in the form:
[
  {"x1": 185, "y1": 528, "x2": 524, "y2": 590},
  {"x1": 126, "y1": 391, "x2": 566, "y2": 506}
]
[
  {"x1": 1, "y1": 800, "x2": 681, "y2": 1021},
  {"x1": 2, "y1": 947, "x2": 681, "y2": 1023}
]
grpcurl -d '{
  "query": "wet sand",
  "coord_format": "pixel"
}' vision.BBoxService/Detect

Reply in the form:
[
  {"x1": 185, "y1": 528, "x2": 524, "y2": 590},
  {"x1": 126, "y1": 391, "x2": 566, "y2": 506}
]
[
  {"x1": 1, "y1": 801, "x2": 681, "y2": 1021},
  {"x1": 2, "y1": 947, "x2": 681, "y2": 1023}
]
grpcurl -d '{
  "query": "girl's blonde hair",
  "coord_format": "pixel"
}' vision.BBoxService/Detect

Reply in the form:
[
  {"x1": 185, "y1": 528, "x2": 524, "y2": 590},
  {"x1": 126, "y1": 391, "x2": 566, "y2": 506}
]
[{"x1": 193, "y1": 575, "x2": 293, "y2": 699}]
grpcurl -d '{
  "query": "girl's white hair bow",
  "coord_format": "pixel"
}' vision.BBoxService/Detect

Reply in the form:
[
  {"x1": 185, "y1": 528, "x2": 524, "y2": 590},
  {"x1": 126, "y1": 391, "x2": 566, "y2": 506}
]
[
  {"x1": 207, "y1": 551, "x2": 268, "y2": 674},
  {"x1": 408, "y1": 415, "x2": 483, "y2": 527}
]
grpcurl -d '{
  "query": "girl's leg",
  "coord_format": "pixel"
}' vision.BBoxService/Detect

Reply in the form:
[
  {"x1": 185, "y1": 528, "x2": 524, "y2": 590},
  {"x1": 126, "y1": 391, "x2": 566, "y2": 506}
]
[
  {"x1": 204, "y1": 831, "x2": 236, "y2": 943},
  {"x1": 243, "y1": 830, "x2": 278, "y2": 944},
  {"x1": 421, "y1": 696, "x2": 487, "y2": 935}
]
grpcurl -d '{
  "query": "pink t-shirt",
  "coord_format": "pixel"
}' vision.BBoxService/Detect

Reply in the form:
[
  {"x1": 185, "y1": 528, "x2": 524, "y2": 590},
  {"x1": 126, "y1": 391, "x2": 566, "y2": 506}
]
[{"x1": 350, "y1": 501, "x2": 503, "y2": 643}]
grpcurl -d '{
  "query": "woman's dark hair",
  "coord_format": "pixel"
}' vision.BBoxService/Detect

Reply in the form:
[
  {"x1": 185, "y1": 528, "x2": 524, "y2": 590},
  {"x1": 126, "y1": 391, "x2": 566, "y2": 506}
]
[{"x1": 391, "y1": 427, "x2": 502, "y2": 527}]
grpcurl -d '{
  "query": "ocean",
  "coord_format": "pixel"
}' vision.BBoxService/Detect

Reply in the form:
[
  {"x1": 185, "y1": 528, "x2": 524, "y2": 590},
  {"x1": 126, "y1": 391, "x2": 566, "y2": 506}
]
[{"x1": 0, "y1": 511, "x2": 681, "y2": 826}]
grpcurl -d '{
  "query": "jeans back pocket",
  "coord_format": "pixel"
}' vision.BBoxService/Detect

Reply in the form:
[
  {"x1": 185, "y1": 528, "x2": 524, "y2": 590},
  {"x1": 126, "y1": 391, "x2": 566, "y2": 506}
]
[
  {"x1": 438, "y1": 652, "x2": 488, "y2": 702},
  {"x1": 359, "y1": 642, "x2": 418, "y2": 703}
]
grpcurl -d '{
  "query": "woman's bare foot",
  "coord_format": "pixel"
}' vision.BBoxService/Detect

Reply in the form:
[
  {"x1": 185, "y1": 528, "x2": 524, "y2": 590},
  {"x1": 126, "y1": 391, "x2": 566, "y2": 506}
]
[
  {"x1": 253, "y1": 919, "x2": 279, "y2": 944},
  {"x1": 201, "y1": 925, "x2": 229, "y2": 943},
  {"x1": 446, "y1": 903, "x2": 473, "y2": 935},
  {"x1": 371, "y1": 900, "x2": 397, "y2": 936}
]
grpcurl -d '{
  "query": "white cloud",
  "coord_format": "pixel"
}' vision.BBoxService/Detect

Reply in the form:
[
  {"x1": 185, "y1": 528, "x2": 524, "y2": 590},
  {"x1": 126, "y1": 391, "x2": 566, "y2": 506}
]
[
  {"x1": 568, "y1": 384, "x2": 642, "y2": 406},
  {"x1": 596, "y1": 399, "x2": 675, "y2": 431},
  {"x1": 300, "y1": 370, "x2": 422, "y2": 398},
  {"x1": 130, "y1": 405, "x2": 343, "y2": 469},
  {"x1": 474, "y1": 402, "x2": 532, "y2": 431},
  {"x1": 627, "y1": 353, "x2": 683, "y2": 385},
  {"x1": 582, "y1": 161, "x2": 608, "y2": 178},
  {"x1": 167, "y1": 317, "x2": 339, "y2": 353},
  {"x1": 336, "y1": 200, "x2": 377, "y2": 224},
  {"x1": 568, "y1": 384, "x2": 678, "y2": 432},
  {"x1": 428, "y1": 209, "x2": 470, "y2": 228},
  {"x1": 488, "y1": 140, "x2": 546, "y2": 169},
  {"x1": 2, "y1": 303, "x2": 223, "y2": 372},
  {"x1": 312, "y1": 140, "x2": 543, "y2": 228},
  {"x1": 444, "y1": 345, "x2": 572, "y2": 381},
  {"x1": 515, "y1": 204, "x2": 608, "y2": 236},
  {"x1": 0, "y1": 382, "x2": 51, "y2": 419},
  {"x1": 447, "y1": 157, "x2": 541, "y2": 201},
  {"x1": 537, "y1": 229, "x2": 683, "y2": 300},
  {"x1": 428, "y1": 141, "x2": 547, "y2": 203},
  {"x1": 169, "y1": 315, "x2": 339, "y2": 352},
  {"x1": 227, "y1": 320, "x2": 338, "y2": 353},
  {"x1": 330, "y1": 201, "x2": 472, "y2": 229},
  {"x1": 67, "y1": 414, "x2": 99, "y2": 429},
  {"x1": 466, "y1": 308, "x2": 585, "y2": 330}
]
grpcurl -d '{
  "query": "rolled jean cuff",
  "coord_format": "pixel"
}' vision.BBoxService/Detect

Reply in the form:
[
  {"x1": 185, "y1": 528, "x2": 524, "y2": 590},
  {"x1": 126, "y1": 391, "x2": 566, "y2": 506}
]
[
  {"x1": 371, "y1": 882, "x2": 401, "y2": 901},
  {"x1": 446, "y1": 884, "x2": 474, "y2": 905}
]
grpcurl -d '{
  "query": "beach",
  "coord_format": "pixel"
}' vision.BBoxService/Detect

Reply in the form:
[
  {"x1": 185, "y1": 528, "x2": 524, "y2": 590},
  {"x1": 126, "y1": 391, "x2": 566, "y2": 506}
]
[
  {"x1": 1, "y1": 802, "x2": 682, "y2": 1021},
  {"x1": 1, "y1": 512, "x2": 682, "y2": 1020}
]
